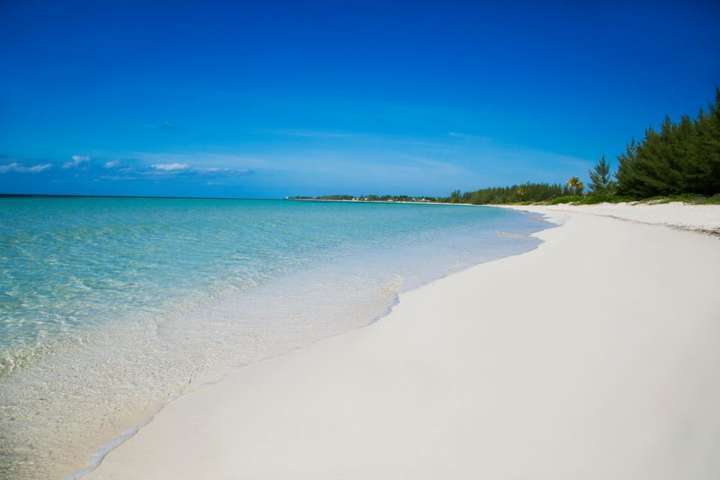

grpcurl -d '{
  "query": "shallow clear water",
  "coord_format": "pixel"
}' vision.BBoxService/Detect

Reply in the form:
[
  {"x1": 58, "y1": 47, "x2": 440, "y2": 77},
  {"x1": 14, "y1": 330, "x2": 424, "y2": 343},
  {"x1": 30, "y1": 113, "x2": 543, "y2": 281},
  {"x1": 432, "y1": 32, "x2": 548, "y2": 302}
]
[{"x1": 0, "y1": 197, "x2": 549, "y2": 479}]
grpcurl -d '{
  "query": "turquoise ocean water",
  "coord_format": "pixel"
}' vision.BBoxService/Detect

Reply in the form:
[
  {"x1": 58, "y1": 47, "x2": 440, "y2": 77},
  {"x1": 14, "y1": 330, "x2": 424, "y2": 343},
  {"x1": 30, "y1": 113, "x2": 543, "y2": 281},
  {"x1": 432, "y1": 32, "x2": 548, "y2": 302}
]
[{"x1": 0, "y1": 197, "x2": 549, "y2": 479}]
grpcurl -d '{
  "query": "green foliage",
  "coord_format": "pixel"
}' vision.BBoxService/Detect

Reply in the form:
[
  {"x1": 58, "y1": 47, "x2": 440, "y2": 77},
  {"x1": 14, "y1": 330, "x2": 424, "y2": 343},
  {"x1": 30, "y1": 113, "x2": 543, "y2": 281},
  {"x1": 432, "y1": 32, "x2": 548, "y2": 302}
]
[
  {"x1": 638, "y1": 193, "x2": 720, "y2": 205},
  {"x1": 616, "y1": 89, "x2": 720, "y2": 197},
  {"x1": 451, "y1": 183, "x2": 570, "y2": 204},
  {"x1": 548, "y1": 195, "x2": 584, "y2": 204},
  {"x1": 565, "y1": 176, "x2": 584, "y2": 195},
  {"x1": 589, "y1": 156, "x2": 615, "y2": 194},
  {"x1": 293, "y1": 89, "x2": 720, "y2": 207},
  {"x1": 316, "y1": 194, "x2": 354, "y2": 200},
  {"x1": 294, "y1": 194, "x2": 443, "y2": 202},
  {"x1": 580, "y1": 193, "x2": 617, "y2": 204}
]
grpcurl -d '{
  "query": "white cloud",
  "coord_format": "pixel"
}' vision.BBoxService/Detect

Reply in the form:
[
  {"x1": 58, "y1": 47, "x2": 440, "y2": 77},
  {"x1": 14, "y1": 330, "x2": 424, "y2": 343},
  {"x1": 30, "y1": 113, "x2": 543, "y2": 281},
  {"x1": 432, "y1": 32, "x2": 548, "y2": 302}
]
[
  {"x1": 0, "y1": 162, "x2": 52, "y2": 174},
  {"x1": 104, "y1": 160, "x2": 120, "y2": 169},
  {"x1": 63, "y1": 154, "x2": 91, "y2": 169},
  {"x1": 118, "y1": 137, "x2": 590, "y2": 192},
  {"x1": 28, "y1": 163, "x2": 52, "y2": 172},
  {"x1": 134, "y1": 152, "x2": 271, "y2": 170},
  {"x1": 0, "y1": 162, "x2": 22, "y2": 173},
  {"x1": 152, "y1": 163, "x2": 190, "y2": 172}
]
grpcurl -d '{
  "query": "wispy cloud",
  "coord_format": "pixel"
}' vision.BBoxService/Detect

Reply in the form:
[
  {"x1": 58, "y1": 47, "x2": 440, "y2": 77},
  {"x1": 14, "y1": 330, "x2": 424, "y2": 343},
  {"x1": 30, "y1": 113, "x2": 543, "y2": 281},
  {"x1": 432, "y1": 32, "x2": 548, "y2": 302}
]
[
  {"x1": 0, "y1": 162, "x2": 52, "y2": 174},
  {"x1": 63, "y1": 155, "x2": 91, "y2": 169},
  {"x1": 135, "y1": 152, "x2": 271, "y2": 170},
  {"x1": 151, "y1": 163, "x2": 190, "y2": 172},
  {"x1": 25, "y1": 130, "x2": 590, "y2": 196},
  {"x1": 124, "y1": 135, "x2": 590, "y2": 193},
  {"x1": 140, "y1": 156, "x2": 255, "y2": 177}
]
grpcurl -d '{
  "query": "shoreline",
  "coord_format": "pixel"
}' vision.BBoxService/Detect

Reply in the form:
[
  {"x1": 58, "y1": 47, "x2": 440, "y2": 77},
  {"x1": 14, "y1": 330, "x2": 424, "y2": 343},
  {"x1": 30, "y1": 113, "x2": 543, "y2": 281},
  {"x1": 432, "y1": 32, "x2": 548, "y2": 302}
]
[
  {"x1": 87, "y1": 204, "x2": 720, "y2": 479},
  {"x1": 3, "y1": 201, "x2": 546, "y2": 480},
  {"x1": 58, "y1": 206, "x2": 549, "y2": 480},
  {"x1": 289, "y1": 198, "x2": 467, "y2": 206},
  {"x1": 499, "y1": 202, "x2": 720, "y2": 236}
]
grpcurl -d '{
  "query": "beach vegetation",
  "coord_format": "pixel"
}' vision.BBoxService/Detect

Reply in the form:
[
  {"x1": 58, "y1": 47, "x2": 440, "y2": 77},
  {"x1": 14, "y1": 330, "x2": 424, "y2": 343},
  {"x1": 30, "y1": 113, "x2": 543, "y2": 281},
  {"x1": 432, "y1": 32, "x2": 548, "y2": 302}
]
[
  {"x1": 453, "y1": 87, "x2": 720, "y2": 205},
  {"x1": 459, "y1": 183, "x2": 568, "y2": 204},
  {"x1": 291, "y1": 88, "x2": 719, "y2": 206},
  {"x1": 547, "y1": 195, "x2": 584, "y2": 205},
  {"x1": 565, "y1": 177, "x2": 584, "y2": 196},
  {"x1": 616, "y1": 88, "x2": 720, "y2": 198},
  {"x1": 589, "y1": 156, "x2": 615, "y2": 194}
]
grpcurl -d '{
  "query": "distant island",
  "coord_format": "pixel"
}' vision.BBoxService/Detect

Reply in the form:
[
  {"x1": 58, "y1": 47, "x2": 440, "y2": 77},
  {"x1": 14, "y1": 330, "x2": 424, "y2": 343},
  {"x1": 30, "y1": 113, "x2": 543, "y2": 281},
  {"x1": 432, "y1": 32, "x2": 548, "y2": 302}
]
[{"x1": 292, "y1": 88, "x2": 720, "y2": 206}]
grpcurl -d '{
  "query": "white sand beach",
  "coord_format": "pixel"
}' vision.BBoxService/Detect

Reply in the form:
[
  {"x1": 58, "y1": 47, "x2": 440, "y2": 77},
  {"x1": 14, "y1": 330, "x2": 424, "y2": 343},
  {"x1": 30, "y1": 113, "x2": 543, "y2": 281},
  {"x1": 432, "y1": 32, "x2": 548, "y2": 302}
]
[{"x1": 86, "y1": 203, "x2": 720, "y2": 480}]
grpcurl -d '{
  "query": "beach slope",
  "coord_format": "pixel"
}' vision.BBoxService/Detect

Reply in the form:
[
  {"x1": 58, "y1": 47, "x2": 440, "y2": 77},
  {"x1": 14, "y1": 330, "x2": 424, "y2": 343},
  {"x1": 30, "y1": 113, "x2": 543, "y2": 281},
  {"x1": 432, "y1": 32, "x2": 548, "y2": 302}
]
[{"x1": 87, "y1": 204, "x2": 720, "y2": 480}]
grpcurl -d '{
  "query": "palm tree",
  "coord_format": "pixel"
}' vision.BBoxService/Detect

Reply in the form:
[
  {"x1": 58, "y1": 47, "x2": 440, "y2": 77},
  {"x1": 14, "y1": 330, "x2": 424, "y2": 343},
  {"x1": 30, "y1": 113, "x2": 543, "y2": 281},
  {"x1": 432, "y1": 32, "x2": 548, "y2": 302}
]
[{"x1": 566, "y1": 176, "x2": 584, "y2": 196}]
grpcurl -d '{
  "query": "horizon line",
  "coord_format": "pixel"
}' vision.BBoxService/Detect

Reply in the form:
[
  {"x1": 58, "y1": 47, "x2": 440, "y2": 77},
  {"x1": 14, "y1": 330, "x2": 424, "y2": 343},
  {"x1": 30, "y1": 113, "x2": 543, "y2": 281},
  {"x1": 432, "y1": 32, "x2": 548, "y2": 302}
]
[{"x1": 0, "y1": 193, "x2": 285, "y2": 201}]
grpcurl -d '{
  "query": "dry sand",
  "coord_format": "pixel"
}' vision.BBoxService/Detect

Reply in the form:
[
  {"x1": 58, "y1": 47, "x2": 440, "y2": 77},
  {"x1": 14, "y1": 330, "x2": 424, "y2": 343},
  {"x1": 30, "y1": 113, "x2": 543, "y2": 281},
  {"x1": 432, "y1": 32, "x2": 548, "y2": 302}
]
[{"x1": 86, "y1": 203, "x2": 720, "y2": 480}]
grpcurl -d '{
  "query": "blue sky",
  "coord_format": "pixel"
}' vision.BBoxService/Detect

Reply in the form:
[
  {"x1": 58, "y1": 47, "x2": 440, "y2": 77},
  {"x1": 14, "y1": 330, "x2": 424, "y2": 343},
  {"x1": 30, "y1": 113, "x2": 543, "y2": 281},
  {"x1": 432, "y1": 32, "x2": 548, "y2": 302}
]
[{"x1": 1, "y1": 1, "x2": 718, "y2": 197}]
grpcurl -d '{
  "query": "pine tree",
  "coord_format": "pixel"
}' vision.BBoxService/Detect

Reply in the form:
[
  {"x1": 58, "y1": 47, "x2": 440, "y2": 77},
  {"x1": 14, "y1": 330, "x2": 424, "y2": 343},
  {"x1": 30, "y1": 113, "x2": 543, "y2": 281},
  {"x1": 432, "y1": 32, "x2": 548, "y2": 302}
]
[
  {"x1": 616, "y1": 88, "x2": 720, "y2": 197},
  {"x1": 588, "y1": 155, "x2": 613, "y2": 194},
  {"x1": 616, "y1": 139, "x2": 640, "y2": 196},
  {"x1": 694, "y1": 88, "x2": 720, "y2": 195}
]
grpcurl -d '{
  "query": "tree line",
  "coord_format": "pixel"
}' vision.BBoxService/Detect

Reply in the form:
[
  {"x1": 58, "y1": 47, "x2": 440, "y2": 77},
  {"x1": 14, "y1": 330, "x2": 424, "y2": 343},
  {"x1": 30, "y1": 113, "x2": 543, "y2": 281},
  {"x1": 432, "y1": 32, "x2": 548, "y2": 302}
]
[
  {"x1": 291, "y1": 194, "x2": 443, "y2": 202},
  {"x1": 291, "y1": 89, "x2": 719, "y2": 206},
  {"x1": 447, "y1": 88, "x2": 720, "y2": 205}
]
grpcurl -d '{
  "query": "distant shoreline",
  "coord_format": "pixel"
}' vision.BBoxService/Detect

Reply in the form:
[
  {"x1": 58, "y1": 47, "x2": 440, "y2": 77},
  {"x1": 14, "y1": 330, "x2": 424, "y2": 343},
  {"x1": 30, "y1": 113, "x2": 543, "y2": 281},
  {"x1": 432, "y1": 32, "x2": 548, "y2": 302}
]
[{"x1": 288, "y1": 197, "x2": 470, "y2": 206}]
